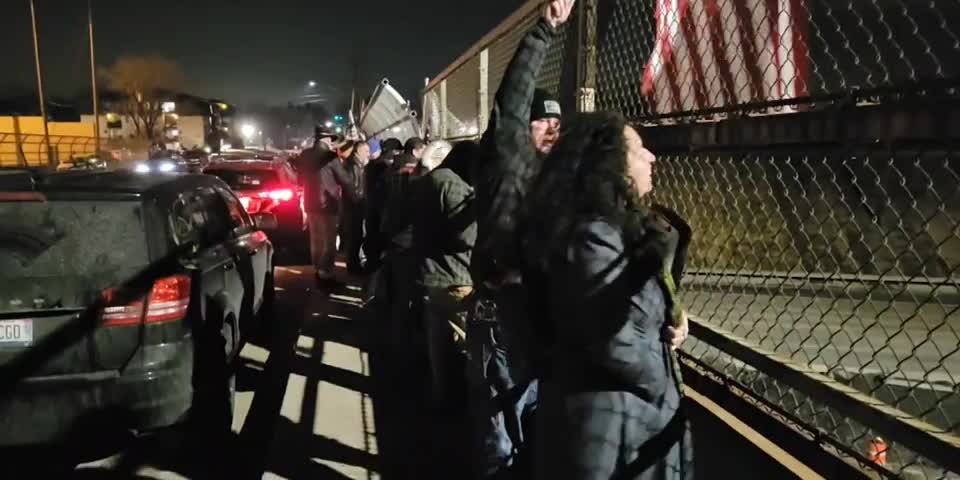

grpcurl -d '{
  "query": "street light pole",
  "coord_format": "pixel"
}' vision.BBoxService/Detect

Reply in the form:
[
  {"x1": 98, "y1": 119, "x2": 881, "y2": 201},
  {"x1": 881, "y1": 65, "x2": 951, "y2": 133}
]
[
  {"x1": 88, "y1": 0, "x2": 100, "y2": 156},
  {"x1": 29, "y1": 0, "x2": 52, "y2": 166}
]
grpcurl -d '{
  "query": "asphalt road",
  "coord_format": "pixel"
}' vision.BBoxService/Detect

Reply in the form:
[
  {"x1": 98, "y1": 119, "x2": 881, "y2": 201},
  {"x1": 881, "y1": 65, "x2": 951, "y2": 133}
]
[
  {"x1": 63, "y1": 263, "x2": 469, "y2": 479},
  {"x1": 681, "y1": 288, "x2": 960, "y2": 386}
]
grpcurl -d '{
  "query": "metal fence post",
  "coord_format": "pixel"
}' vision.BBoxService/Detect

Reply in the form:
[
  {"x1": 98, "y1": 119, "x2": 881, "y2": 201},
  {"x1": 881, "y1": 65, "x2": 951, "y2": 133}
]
[
  {"x1": 478, "y1": 49, "x2": 490, "y2": 137},
  {"x1": 422, "y1": 77, "x2": 430, "y2": 137},
  {"x1": 439, "y1": 79, "x2": 448, "y2": 139},
  {"x1": 13, "y1": 116, "x2": 26, "y2": 167},
  {"x1": 576, "y1": 0, "x2": 598, "y2": 113}
]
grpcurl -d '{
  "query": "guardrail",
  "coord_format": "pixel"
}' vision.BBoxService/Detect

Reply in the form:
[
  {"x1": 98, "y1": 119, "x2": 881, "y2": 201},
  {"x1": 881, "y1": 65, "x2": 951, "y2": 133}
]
[
  {"x1": 683, "y1": 269, "x2": 960, "y2": 304},
  {"x1": 0, "y1": 132, "x2": 97, "y2": 167},
  {"x1": 686, "y1": 315, "x2": 960, "y2": 477}
]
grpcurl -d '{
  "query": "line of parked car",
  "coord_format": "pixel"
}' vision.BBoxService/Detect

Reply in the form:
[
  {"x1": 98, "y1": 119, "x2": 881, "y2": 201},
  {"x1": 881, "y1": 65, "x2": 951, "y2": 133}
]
[{"x1": 0, "y1": 147, "x2": 307, "y2": 466}]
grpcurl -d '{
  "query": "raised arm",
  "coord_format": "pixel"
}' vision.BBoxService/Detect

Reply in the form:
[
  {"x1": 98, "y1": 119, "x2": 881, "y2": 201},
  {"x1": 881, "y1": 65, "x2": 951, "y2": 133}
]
[
  {"x1": 480, "y1": 0, "x2": 576, "y2": 153},
  {"x1": 474, "y1": 0, "x2": 575, "y2": 264}
]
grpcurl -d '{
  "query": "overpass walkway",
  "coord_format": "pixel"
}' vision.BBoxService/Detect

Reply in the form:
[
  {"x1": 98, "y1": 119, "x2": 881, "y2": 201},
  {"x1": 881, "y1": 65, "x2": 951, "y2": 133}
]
[{"x1": 233, "y1": 264, "x2": 826, "y2": 480}]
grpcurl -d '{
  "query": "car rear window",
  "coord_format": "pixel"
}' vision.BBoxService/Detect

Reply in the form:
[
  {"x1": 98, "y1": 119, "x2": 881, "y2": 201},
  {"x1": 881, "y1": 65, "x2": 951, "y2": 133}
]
[
  {"x1": 205, "y1": 169, "x2": 279, "y2": 190},
  {"x1": 0, "y1": 200, "x2": 149, "y2": 301}
]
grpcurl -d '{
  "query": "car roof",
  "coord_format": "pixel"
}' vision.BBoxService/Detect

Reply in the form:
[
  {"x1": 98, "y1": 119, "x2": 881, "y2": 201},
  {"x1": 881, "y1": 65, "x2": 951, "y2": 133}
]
[
  {"x1": 1, "y1": 169, "x2": 222, "y2": 197},
  {"x1": 205, "y1": 159, "x2": 284, "y2": 171},
  {"x1": 225, "y1": 148, "x2": 281, "y2": 155}
]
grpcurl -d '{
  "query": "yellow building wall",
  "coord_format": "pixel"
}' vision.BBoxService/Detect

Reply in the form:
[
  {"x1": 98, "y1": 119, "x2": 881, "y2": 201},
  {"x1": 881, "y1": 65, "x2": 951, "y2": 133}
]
[{"x1": 0, "y1": 116, "x2": 97, "y2": 167}]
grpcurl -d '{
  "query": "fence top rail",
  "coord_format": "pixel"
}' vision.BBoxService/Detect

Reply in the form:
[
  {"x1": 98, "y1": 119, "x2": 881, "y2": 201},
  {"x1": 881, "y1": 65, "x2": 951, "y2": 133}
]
[
  {"x1": 0, "y1": 132, "x2": 98, "y2": 140},
  {"x1": 423, "y1": 0, "x2": 542, "y2": 94},
  {"x1": 685, "y1": 269, "x2": 958, "y2": 286}
]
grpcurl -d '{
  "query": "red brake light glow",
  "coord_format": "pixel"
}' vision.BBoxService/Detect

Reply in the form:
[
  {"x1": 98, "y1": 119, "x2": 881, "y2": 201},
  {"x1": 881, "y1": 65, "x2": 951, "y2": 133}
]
[
  {"x1": 101, "y1": 275, "x2": 191, "y2": 326},
  {"x1": 238, "y1": 188, "x2": 295, "y2": 214},
  {"x1": 260, "y1": 188, "x2": 293, "y2": 201}
]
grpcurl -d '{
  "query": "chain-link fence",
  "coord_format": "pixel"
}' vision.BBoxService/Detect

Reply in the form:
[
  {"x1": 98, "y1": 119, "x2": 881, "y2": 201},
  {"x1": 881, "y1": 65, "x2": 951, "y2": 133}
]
[
  {"x1": 658, "y1": 144, "x2": 960, "y2": 478},
  {"x1": 423, "y1": 0, "x2": 960, "y2": 477},
  {"x1": 601, "y1": 0, "x2": 960, "y2": 477}
]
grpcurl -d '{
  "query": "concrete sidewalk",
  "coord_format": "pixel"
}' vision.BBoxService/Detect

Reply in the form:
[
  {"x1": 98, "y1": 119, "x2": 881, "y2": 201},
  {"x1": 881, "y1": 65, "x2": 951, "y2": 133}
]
[
  {"x1": 248, "y1": 265, "x2": 467, "y2": 480},
  {"x1": 256, "y1": 268, "x2": 379, "y2": 480}
]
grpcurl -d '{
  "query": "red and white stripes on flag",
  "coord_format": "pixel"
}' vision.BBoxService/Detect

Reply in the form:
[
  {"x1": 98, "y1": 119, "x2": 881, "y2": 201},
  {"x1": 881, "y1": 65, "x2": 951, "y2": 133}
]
[{"x1": 641, "y1": 0, "x2": 810, "y2": 115}]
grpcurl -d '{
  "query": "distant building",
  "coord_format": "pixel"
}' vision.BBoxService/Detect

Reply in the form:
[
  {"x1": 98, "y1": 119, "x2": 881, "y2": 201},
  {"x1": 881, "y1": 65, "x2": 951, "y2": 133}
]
[{"x1": 84, "y1": 92, "x2": 237, "y2": 151}]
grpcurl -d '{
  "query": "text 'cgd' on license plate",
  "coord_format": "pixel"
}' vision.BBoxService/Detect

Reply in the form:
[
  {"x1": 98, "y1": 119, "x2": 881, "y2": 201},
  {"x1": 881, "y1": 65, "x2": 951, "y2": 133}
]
[{"x1": 0, "y1": 319, "x2": 33, "y2": 346}]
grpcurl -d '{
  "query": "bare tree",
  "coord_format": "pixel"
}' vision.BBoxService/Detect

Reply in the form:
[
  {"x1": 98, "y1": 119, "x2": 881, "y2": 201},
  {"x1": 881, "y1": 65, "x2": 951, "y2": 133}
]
[{"x1": 101, "y1": 56, "x2": 184, "y2": 140}]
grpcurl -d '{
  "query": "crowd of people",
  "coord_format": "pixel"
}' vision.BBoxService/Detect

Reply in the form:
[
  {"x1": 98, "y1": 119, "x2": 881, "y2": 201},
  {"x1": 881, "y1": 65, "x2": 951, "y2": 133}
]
[{"x1": 291, "y1": 1, "x2": 693, "y2": 479}]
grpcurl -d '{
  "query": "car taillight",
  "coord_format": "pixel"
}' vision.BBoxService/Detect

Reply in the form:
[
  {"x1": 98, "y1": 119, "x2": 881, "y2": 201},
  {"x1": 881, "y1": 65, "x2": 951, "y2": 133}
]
[
  {"x1": 101, "y1": 275, "x2": 191, "y2": 326},
  {"x1": 259, "y1": 188, "x2": 294, "y2": 201},
  {"x1": 239, "y1": 188, "x2": 295, "y2": 215}
]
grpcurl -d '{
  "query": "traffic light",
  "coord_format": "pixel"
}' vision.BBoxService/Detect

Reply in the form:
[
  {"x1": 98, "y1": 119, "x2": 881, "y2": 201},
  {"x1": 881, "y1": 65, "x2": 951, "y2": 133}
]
[{"x1": 333, "y1": 115, "x2": 344, "y2": 124}]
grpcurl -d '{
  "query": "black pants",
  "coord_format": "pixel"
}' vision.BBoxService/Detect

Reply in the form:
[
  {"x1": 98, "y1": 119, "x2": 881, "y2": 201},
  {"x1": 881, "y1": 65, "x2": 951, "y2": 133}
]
[
  {"x1": 340, "y1": 205, "x2": 365, "y2": 270},
  {"x1": 384, "y1": 250, "x2": 419, "y2": 356},
  {"x1": 364, "y1": 210, "x2": 383, "y2": 269}
]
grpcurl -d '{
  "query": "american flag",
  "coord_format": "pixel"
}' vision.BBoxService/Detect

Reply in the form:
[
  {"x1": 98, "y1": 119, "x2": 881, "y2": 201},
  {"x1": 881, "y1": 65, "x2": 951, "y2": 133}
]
[{"x1": 641, "y1": 0, "x2": 810, "y2": 115}]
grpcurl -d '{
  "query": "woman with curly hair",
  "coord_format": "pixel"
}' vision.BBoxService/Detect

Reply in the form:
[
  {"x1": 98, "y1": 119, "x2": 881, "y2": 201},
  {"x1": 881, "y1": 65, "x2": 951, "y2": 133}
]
[{"x1": 521, "y1": 111, "x2": 693, "y2": 480}]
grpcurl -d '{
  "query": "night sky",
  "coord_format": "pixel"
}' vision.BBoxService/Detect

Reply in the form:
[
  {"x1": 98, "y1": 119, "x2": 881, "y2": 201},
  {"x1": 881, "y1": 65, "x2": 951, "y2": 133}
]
[{"x1": 0, "y1": 0, "x2": 523, "y2": 109}]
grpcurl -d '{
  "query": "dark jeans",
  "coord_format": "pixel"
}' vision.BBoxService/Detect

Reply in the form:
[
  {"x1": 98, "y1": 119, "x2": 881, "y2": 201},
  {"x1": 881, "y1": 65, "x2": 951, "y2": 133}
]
[
  {"x1": 467, "y1": 292, "x2": 539, "y2": 479},
  {"x1": 385, "y1": 250, "x2": 418, "y2": 356},
  {"x1": 496, "y1": 283, "x2": 539, "y2": 390},
  {"x1": 423, "y1": 286, "x2": 473, "y2": 406},
  {"x1": 364, "y1": 210, "x2": 384, "y2": 269},
  {"x1": 341, "y1": 205, "x2": 365, "y2": 270},
  {"x1": 307, "y1": 212, "x2": 339, "y2": 278}
]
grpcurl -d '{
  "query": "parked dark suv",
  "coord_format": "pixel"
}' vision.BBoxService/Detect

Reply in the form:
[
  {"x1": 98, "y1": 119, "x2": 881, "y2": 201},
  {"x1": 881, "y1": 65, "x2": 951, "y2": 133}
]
[{"x1": 0, "y1": 169, "x2": 274, "y2": 454}]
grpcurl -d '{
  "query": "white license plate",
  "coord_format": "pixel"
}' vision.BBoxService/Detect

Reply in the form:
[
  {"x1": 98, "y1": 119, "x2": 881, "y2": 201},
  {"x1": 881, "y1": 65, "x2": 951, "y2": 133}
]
[{"x1": 0, "y1": 319, "x2": 34, "y2": 346}]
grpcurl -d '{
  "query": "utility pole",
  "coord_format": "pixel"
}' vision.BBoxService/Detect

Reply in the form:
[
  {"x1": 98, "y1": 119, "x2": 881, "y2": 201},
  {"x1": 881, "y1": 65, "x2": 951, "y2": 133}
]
[
  {"x1": 88, "y1": 0, "x2": 100, "y2": 155},
  {"x1": 29, "y1": 0, "x2": 53, "y2": 166}
]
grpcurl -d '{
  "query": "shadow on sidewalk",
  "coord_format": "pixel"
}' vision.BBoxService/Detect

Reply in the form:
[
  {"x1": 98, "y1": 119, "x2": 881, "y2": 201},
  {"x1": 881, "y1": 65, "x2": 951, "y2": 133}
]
[
  {"x1": 267, "y1": 273, "x2": 472, "y2": 480},
  {"x1": 358, "y1": 298, "x2": 472, "y2": 480},
  {"x1": 259, "y1": 276, "x2": 381, "y2": 480}
]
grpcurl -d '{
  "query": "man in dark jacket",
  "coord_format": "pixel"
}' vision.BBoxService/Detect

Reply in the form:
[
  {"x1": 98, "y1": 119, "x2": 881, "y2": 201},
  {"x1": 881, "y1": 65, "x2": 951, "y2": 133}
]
[
  {"x1": 302, "y1": 134, "x2": 360, "y2": 287},
  {"x1": 379, "y1": 137, "x2": 403, "y2": 166},
  {"x1": 363, "y1": 137, "x2": 402, "y2": 272},
  {"x1": 381, "y1": 137, "x2": 428, "y2": 357},
  {"x1": 466, "y1": 1, "x2": 574, "y2": 478},
  {"x1": 341, "y1": 141, "x2": 369, "y2": 273},
  {"x1": 382, "y1": 137, "x2": 427, "y2": 258},
  {"x1": 413, "y1": 141, "x2": 479, "y2": 407}
]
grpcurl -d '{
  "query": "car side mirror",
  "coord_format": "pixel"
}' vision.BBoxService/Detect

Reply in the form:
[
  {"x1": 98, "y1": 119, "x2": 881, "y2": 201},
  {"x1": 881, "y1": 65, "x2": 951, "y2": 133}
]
[{"x1": 252, "y1": 213, "x2": 278, "y2": 230}]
